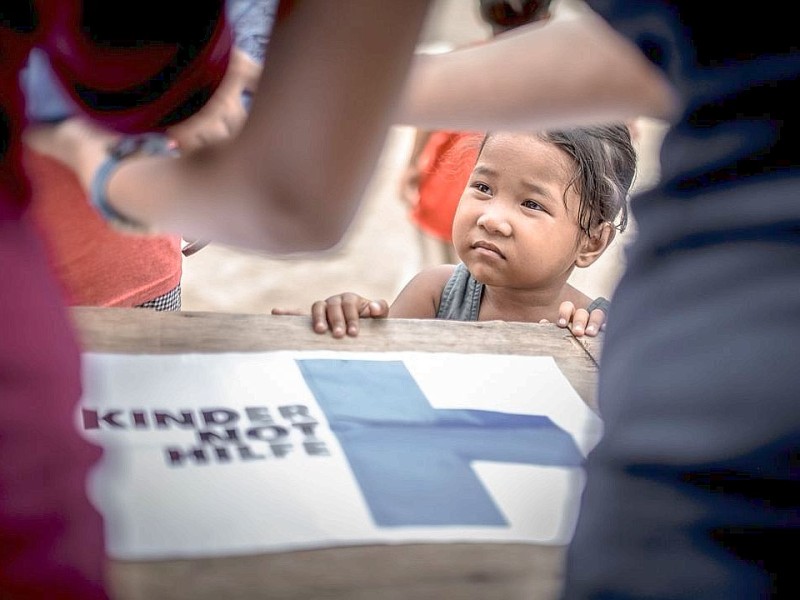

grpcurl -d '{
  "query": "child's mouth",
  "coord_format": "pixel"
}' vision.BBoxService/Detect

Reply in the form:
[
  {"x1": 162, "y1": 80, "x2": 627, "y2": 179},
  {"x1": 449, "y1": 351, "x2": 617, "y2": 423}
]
[{"x1": 472, "y1": 241, "x2": 505, "y2": 259}]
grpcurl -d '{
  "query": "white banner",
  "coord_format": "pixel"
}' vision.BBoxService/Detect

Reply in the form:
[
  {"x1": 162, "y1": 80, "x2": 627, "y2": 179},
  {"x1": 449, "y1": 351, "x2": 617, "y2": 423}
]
[{"x1": 78, "y1": 351, "x2": 603, "y2": 560}]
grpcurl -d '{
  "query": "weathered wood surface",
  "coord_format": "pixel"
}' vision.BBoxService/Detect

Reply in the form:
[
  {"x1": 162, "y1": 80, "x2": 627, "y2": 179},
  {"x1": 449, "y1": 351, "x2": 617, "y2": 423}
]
[{"x1": 71, "y1": 307, "x2": 601, "y2": 600}]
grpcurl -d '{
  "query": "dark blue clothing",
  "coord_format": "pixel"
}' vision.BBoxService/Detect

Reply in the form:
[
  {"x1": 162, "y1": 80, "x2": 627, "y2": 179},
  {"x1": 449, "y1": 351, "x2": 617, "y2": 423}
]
[{"x1": 563, "y1": 2, "x2": 799, "y2": 598}]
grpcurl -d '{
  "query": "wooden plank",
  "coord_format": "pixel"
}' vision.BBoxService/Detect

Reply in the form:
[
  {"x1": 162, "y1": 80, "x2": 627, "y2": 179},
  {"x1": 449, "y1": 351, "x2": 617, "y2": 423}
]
[
  {"x1": 71, "y1": 308, "x2": 599, "y2": 409},
  {"x1": 71, "y1": 307, "x2": 599, "y2": 600},
  {"x1": 108, "y1": 543, "x2": 566, "y2": 600}
]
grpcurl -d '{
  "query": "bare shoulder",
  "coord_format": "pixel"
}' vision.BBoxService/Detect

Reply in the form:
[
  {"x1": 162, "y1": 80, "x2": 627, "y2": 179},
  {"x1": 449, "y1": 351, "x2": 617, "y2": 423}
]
[
  {"x1": 390, "y1": 264, "x2": 458, "y2": 318},
  {"x1": 410, "y1": 264, "x2": 458, "y2": 288}
]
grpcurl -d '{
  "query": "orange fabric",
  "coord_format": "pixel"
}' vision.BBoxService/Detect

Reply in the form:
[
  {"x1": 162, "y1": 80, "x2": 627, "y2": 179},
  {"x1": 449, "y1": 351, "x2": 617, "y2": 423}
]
[
  {"x1": 409, "y1": 131, "x2": 482, "y2": 242},
  {"x1": 23, "y1": 150, "x2": 182, "y2": 307}
]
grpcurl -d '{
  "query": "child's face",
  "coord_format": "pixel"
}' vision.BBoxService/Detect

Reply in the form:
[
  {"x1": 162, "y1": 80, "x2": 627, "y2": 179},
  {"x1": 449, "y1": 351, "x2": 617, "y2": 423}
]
[{"x1": 452, "y1": 133, "x2": 584, "y2": 289}]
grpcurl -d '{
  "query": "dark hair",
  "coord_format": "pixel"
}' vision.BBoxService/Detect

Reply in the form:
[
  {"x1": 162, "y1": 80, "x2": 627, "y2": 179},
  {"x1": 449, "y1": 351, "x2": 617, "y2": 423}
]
[
  {"x1": 480, "y1": 124, "x2": 636, "y2": 236},
  {"x1": 540, "y1": 123, "x2": 635, "y2": 235}
]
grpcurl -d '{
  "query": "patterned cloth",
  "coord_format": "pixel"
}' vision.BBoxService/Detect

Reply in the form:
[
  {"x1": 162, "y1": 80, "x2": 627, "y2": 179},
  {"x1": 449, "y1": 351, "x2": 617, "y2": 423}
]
[{"x1": 138, "y1": 284, "x2": 182, "y2": 312}]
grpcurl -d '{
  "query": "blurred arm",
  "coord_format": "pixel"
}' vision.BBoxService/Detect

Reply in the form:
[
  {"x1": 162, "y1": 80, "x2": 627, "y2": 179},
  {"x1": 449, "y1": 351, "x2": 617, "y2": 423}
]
[
  {"x1": 107, "y1": 1, "x2": 432, "y2": 254},
  {"x1": 397, "y1": 11, "x2": 679, "y2": 132}
]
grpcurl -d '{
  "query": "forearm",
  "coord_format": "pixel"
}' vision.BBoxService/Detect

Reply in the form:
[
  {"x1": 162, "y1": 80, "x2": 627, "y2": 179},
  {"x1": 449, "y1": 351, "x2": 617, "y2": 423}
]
[{"x1": 397, "y1": 12, "x2": 679, "y2": 132}]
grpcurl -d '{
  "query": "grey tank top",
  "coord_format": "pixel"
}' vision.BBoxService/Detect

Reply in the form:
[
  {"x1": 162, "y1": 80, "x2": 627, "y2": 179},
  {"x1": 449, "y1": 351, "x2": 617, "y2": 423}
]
[
  {"x1": 435, "y1": 262, "x2": 610, "y2": 321},
  {"x1": 436, "y1": 263, "x2": 483, "y2": 321}
]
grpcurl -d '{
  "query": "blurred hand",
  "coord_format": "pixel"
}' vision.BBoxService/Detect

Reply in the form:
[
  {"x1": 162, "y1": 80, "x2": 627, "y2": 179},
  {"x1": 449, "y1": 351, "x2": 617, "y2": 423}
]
[
  {"x1": 166, "y1": 48, "x2": 262, "y2": 152},
  {"x1": 23, "y1": 48, "x2": 262, "y2": 228}
]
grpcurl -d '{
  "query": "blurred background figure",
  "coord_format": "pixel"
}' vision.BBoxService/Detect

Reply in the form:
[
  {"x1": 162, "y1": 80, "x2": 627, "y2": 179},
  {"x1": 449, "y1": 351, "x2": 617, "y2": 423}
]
[
  {"x1": 393, "y1": 0, "x2": 798, "y2": 596},
  {"x1": 1, "y1": 2, "x2": 432, "y2": 597}
]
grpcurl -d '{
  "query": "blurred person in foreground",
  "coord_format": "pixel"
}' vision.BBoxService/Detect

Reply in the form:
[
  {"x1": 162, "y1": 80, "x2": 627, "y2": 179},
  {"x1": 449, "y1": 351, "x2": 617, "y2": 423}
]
[
  {"x1": 0, "y1": 1, "x2": 431, "y2": 597},
  {"x1": 397, "y1": 1, "x2": 798, "y2": 597}
]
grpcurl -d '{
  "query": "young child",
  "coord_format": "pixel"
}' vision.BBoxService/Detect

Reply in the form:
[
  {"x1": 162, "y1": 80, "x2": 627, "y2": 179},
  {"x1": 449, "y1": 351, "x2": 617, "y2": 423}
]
[{"x1": 274, "y1": 123, "x2": 636, "y2": 338}]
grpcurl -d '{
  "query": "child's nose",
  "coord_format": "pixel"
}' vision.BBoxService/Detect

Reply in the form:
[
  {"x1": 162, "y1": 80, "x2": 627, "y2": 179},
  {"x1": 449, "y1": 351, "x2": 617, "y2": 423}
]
[{"x1": 477, "y1": 210, "x2": 512, "y2": 236}]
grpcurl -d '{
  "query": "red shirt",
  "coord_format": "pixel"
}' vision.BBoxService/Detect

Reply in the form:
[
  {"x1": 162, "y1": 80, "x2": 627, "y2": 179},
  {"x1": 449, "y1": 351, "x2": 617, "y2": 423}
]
[{"x1": 24, "y1": 151, "x2": 182, "y2": 308}]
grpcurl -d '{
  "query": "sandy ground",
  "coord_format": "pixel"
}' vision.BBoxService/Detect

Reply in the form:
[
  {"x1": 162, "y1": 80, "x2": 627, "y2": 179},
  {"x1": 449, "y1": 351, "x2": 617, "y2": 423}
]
[{"x1": 180, "y1": 0, "x2": 668, "y2": 315}]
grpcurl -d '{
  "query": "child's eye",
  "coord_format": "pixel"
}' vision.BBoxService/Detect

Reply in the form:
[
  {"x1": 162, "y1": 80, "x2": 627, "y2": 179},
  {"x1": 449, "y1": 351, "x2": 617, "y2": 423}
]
[
  {"x1": 471, "y1": 182, "x2": 491, "y2": 195},
  {"x1": 522, "y1": 199, "x2": 545, "y2": 211}
]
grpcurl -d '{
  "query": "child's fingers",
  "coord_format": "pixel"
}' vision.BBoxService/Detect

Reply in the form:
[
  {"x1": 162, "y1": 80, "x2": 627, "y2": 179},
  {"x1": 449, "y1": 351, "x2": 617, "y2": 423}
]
[
  {"x1": 338, "y1": 293, "x2": 365, "y2": 337},
  {"x1": 570, "y1": 308, "x2": 590, "y2": 337},
  {"x1": 584, "y1": 309, "x2": 607, "y2": 337},
  {"x1": 310, "y1": 300, "x2": 333, "y2": 334},
  {"x1": 366, "y1": 299, "x2": 390, "y2": 318},
  {"x1": 322, "y1": 299, "x2": 352, "y2": 339},
  {"x1": 310, "y1": 294, "x2": 375, "y2": 338},
  {"x1": 325, "y1": 304, "x2": 349, "y2": 338},
  {"x1": 557, "y1": 301, "x2": 576, "y2": 328}
]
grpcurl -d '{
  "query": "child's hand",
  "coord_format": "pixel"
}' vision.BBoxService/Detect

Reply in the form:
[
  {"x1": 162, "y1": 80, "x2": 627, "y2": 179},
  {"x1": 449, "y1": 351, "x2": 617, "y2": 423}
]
[
  {"x1": 310, "y1": 293, "x2": 389, "y2": 338},
  {"x1": 551, "y1": 301, "x2": 607, "y2": 337}
]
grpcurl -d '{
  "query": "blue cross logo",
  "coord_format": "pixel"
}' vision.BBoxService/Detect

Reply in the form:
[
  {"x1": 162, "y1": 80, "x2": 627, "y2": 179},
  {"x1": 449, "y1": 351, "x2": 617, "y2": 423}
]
[{"x1": 297, "y1": 359, "x2": 584, "y2": 527}]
